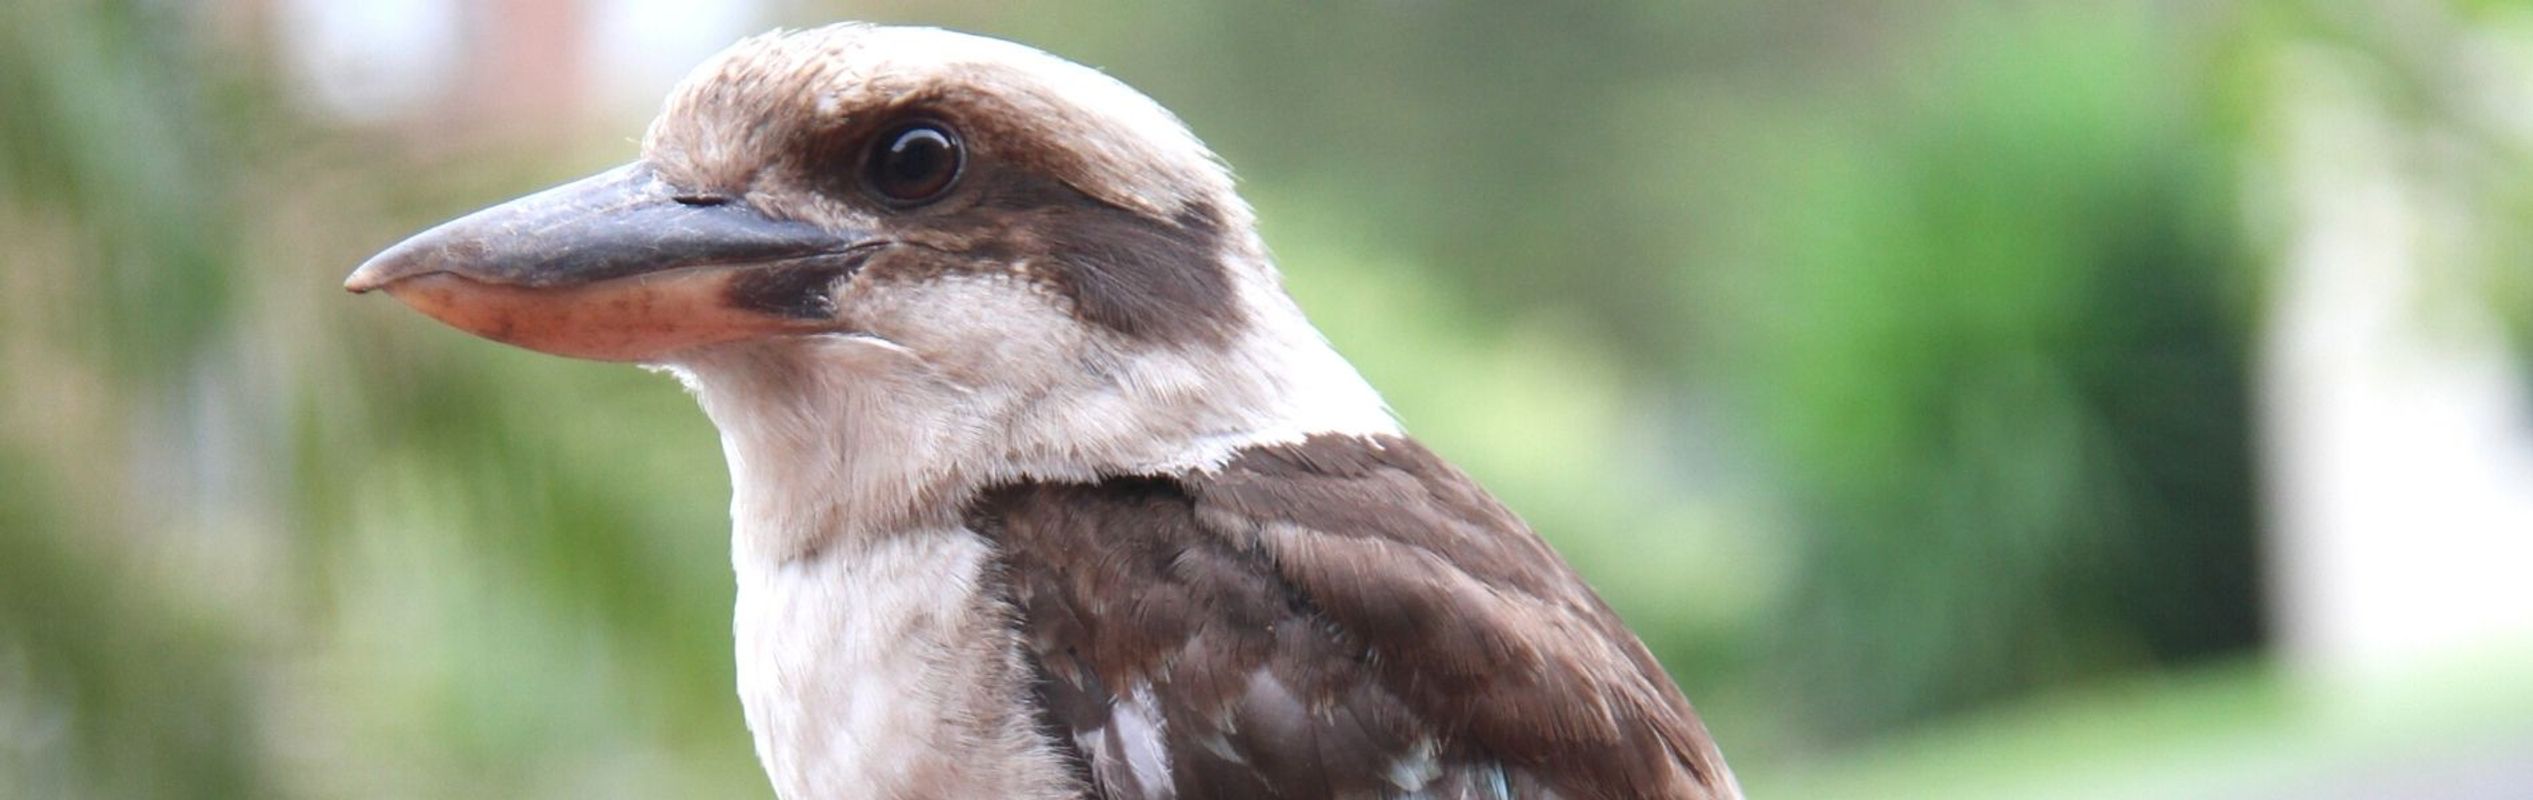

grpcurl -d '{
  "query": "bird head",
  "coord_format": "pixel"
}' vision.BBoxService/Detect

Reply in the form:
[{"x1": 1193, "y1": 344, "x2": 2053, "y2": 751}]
[{"x1": 351, "y1": 24, "x2": 1391, "y2": 505}]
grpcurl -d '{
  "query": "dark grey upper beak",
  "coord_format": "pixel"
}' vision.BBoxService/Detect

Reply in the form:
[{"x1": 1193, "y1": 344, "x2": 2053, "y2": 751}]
[{"x1": 346, "y1": 162, "x2": 863, "y2": 293}]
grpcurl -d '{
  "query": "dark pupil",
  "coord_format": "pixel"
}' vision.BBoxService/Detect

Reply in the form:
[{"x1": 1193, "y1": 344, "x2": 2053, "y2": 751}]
[{"x1": 873, "y1": 126, "x2": 956, "y2": 201}]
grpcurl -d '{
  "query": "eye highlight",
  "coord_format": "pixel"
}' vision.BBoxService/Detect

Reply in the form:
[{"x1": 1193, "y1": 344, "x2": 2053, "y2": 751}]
[{"x1": 863, "y1": 121, "x2": 963, "y2": 206}]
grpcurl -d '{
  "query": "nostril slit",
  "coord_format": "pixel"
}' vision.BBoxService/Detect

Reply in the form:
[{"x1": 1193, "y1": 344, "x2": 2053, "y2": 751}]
[{"x1": 672, "y1": 194, "x2": 732, "y2": 207}]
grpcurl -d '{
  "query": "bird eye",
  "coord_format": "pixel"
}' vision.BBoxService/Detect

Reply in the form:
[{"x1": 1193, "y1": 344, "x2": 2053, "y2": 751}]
[{"x1": 864, "y1": 122, "x2": 963, "y2": 205}]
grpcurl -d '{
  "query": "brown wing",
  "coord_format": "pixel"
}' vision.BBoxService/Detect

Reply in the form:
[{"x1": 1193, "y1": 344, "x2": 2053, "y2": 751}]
[{"x1": 969, "y1": 434, "x2": 1736, "y2": 800}]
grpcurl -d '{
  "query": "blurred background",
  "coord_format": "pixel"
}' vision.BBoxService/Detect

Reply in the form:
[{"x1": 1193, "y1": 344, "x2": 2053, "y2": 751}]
[{"x1": 4, "y1": 0, "x2": 2531, "y2": 797}]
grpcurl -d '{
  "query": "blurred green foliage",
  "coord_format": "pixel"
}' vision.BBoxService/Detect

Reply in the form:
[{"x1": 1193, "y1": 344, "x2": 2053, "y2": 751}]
[
  {"x1": 1719, "y1": 6, "x2": 2260, "y2": 738},
  {"x1": 2, "y1": 2, "x2": 265, "y2": 796},
  {"x1": 3, "y1": 1, "x2": 2529, "y2": 798}
]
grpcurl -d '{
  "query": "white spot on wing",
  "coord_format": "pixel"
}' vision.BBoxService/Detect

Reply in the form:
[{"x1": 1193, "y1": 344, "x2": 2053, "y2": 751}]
[
  {"x1": 1072, "y1": 682, "x2": 1177, "y2": 799},
  {"x1": 1116, "y1": 684, "x2": 1175, "y2": 797},
  {"x1": 1384, "y1": 737, "x2": 1442, "y2": 793}
]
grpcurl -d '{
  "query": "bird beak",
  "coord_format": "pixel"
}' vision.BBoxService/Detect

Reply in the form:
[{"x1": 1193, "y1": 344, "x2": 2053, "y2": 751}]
[{"x1": 346, "y1": 162, "x2": 875, "y2": 361}]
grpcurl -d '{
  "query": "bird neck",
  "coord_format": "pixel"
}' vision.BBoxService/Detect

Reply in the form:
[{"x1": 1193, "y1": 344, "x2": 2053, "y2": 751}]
[{"x1": 675, "y1": 343, "x2": 1083, "y2": 797}]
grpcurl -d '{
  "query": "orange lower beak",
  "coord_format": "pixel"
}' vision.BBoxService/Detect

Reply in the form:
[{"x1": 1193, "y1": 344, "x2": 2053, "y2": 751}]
[{"x1": 368, "y1": 267, "x2": 849, "y2": 362}]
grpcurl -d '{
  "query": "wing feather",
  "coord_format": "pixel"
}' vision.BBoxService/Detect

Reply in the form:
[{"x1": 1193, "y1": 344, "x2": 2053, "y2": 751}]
[{"x1": 972, "y1": 434, "x2": 1737, "y2": 800}]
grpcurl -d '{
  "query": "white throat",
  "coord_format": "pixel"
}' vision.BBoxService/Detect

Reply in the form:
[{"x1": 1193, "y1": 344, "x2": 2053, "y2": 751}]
[{"x1": 665, "y1": 257, "x2": 1394, "y2": 798}]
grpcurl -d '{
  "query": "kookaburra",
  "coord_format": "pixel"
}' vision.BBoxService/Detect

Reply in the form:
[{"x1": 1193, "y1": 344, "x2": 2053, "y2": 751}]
[{"x1": 349, "y1": 23, "x2": 1740, "y2": 800}]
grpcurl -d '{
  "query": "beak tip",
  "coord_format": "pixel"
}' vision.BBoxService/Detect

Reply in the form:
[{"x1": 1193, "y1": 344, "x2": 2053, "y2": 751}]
[
  {"x1": 345, "y1": 250, "x2": 424, "y2": 295},
  {"x1": 343, "y1": 269, "x2": 385, "y2": 294}
]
